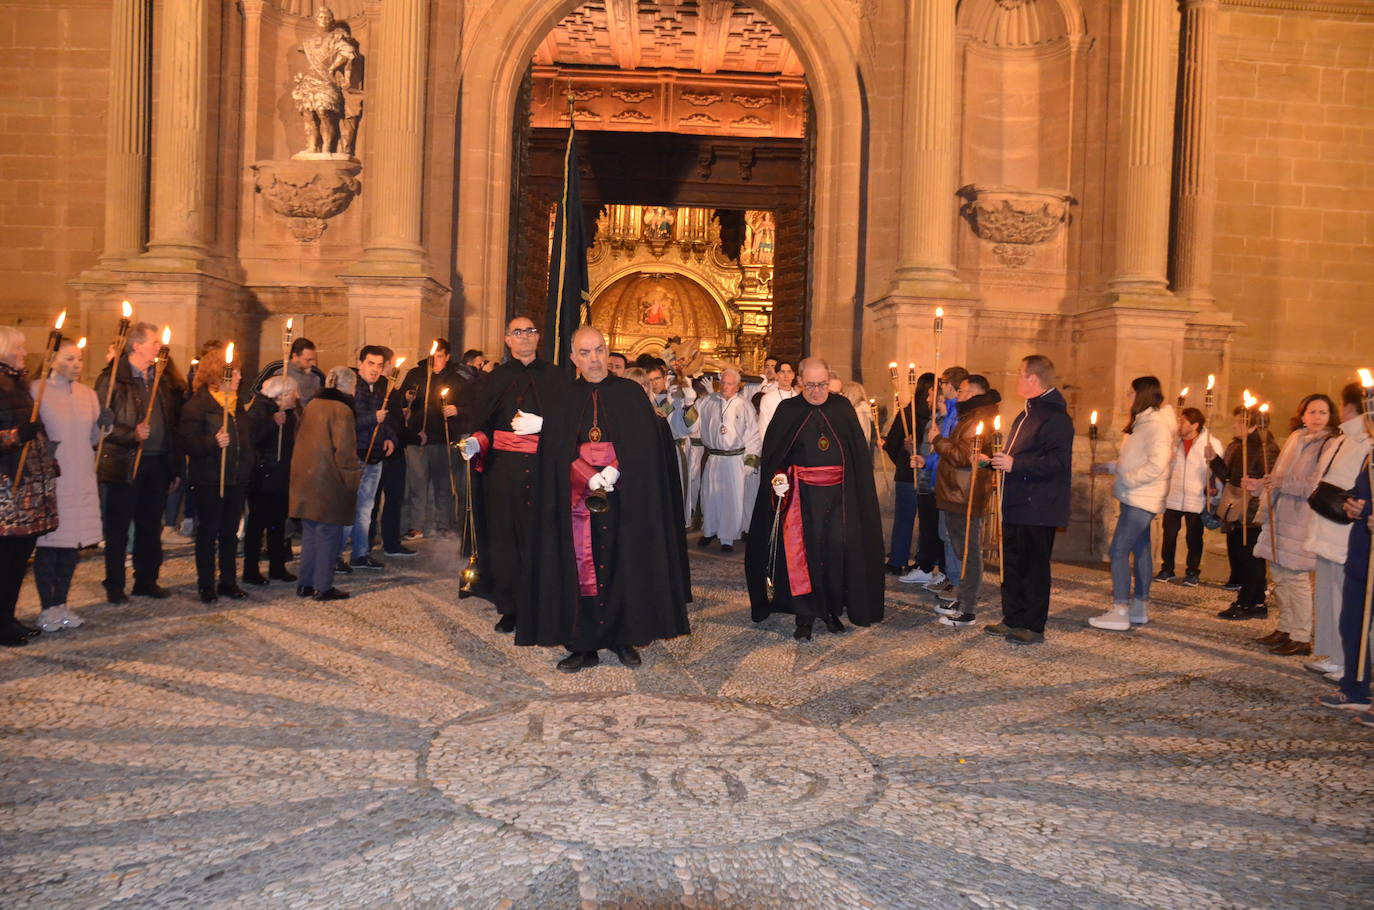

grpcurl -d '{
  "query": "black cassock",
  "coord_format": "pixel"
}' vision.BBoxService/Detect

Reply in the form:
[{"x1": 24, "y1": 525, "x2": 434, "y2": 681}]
[
  {"x1": 518, "y1": 376, "x2": 691, "y2": 651},
  {"x1": 464, "y1": 357, "x2": 564, "y2": 615},
  {"x1": 745, "y1": 394, "x2": 885, "y2": 625}
]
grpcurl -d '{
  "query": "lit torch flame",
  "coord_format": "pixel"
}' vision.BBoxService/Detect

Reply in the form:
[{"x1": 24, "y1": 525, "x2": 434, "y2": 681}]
[
  {"x1": 160, "y1": 326, "x2": 171, "y2": 346},
  {"x1": 974, "y1": 421, "x2": 984, "y2": 436},
  {"x1": 935, "y1": 307, "x2": 944, "y2": 318},
  {"x1": 1258, "y1": 403, "x2": 1269, "y2": 414},
  {"x1": 54, "y1": 310, "x2": 66, "y2": 331},
  {"x1": 285, "y1": 317, "x2": 293, "y2": 332},
  {"x1": 993, "y1": 415, "x2": 1001, "y2": 432},
  {"x1": 1179, "y1": 386, "x2": 1190, "y2": 399},
  {"x1": 121, "y1": 300, "x2": 132, "y2": 319},
  {"x1": 394, "y1": 356, "x2": 406, "y2": 371},
  {"x1": 440, "y1": 387, "x2": 449, "y2": 399},
  {"x1": 225, "y1": 341, "x2": 235, "y2": 365},
  {"x1": 77, "y1": 337, "x2": 87, "y2": 349},
  {"x1": 1359, "y1": 368, "x2": 1373, "y2": 389},
  {"x1": 1206, "y1": 374, "x2": 1216, "y2": 391},
  {"x1": 429, "y1": 340, "x2": 439, "y2": 357},
  {"x1": 1090, "y1": 410, "x2": 1098, "y2": 426}
]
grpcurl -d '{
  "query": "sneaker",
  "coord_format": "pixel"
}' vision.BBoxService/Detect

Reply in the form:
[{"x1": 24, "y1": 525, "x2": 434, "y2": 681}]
[
  {"x1": 1304, "y1": 659, "x2": 1342, "y2": 676},
  {"x1": 933, "y1": 600, "x2": 962, "y2": 617},
  {"x1": 1007, "y1": 627, "x2": 1045, "y2": 645},
  {"x1": 1354, "y1": 710, "x2": 1374, "y2": 728},
  {"x1": 334, "y1": 558, "x2": 353, "y2": 574},
  {"x1": 1325, "y1": 671, "x2": 1343, "y2": 682},
  {"x1": 403, "y1": 529, "x2": 424, "y2": 542},
  {"x1": 1316, "y1": 692, "x2": 1371, "y2": 711},
  {"x1": 925, "y1": 580, "x2": 955, "y2": 594},
  {"x1": 1221, "y1": 581, "x2": 1242, "y2": 591},
  {"x1": 1129, "y1": 599, "x2": 1149, "y2": 625},
  {"x1": 56, "y1": 605, "x2": 83, "y2": 629},
  {"x1": 983, "y1": 622, "x2": 1012, "y2": 636},
  {"x1": 37, "y1": 607, "x2": 64, "y2": 633},
  {"x1": 938, "y1": 611, "x2": 976, "y2": 627},
  {"x1": 1153, "y1": 570, "x2": 1175, "y2": 582},
  {"x1": 1088, "y1": 604, "x2": 1132, "y2": 631},
  {"x1": 384, "y1": 546, "x2": 417, "y2": 557},
  {"x1": 350, "y1": 555, "x2": 386, "y2": 571},
  {"x1": 899, "y1": 567, "x2": 945, "y2": 585},
  {"x1": 1217, "y1": 602, "x2": 1266, "y2": 620},
  {"x1": 1180, "y1": 573, "x2": 1201, "y2": 587}
]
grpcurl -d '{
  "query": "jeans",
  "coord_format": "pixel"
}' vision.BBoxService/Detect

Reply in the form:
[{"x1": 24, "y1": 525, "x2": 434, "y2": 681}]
[
  {"x1": 1109, "y1": 503, "x2": 1154, "y2": 604},
  {"x1": 344, "y1": 462, "x2": 383, "y2": 559},
  {"x1": 938, "y1": 510, "x2": 961, "y2": 588},
  {"x1": 1159, "y1": 508, "x2": 1203, "y2": 576},
  {"x1": 33, "y1": 546, "x2": 79, "y2": 607},
  {"x1": 943, "y1": 510, "x2": 984, "y2": 611},
  {"x1": 888, "y1": 480, "x2": 917, "y2": 570},
  {"x1": 299, "y1": 520, "x2": 345, "y2": 592},
  {"x1": 1001, "y1": 524, "x2": 1057, "y2": 633}
]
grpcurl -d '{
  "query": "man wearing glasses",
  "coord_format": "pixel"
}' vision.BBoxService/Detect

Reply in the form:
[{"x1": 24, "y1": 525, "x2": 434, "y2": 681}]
[{"x1": 457, "y1": 316, "x2": 562, "y2": 633}]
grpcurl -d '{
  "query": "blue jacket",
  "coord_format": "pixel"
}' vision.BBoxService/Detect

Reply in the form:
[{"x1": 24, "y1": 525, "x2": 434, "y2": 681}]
[
  {"x1": 353, "y1": 374, "x2": 398, "y2": 464},
  {"x1": 921, "y1": 396, "x2": 959, "y2": 485},
  {"x1": 1001, "y1": 386, "x2": 1074, "y2": 527}
]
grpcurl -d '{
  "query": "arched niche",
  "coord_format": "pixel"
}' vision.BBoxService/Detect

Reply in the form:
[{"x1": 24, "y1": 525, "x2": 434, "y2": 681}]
[{"x1": 590, "y1": 270, "x2": 733, "y2": 360}]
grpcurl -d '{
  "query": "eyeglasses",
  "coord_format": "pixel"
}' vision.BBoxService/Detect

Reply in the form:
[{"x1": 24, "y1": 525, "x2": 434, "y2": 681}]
[
  {"x1": 800, "y1": 382, "x2": 829, "y2": 392},
  {"x1": 508, "y1": 328, "x2": 539, "y2": 337}
]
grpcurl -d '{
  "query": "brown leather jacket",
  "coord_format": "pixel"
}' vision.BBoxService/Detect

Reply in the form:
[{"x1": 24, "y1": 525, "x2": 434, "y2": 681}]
[
  {"x1": 93, "y1": 355, "x2": 182, "y2": 484},
  {"x1": 933, "y1": 391, "x2": 1000, "y2": 515}
]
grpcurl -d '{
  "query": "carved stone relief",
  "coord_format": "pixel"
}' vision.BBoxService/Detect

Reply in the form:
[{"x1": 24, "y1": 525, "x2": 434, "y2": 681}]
[
  {"x1": 957, "y1": 185, "x2": 1075, "y2": 269},
  {"x1": 610, "y1": 88, "x2": 654, "y2": 103},
  {"x1": 732, "y1": 94, "x2": 773, "y2": 109},
  {"x1": 251, "y1": 160, "x2": 362, "y2": 242},
  {"x1": 682, "y1": 92, "x2": 723, "y2": 107}
]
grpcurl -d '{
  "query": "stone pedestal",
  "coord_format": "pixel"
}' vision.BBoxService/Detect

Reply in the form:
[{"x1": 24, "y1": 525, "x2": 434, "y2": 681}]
[
  {"x1": 89, "y1": 271, "x2": 251, "y2": 375},
  {"x1": 340, "y1": 275, "x2": 450, "y2": 362}
]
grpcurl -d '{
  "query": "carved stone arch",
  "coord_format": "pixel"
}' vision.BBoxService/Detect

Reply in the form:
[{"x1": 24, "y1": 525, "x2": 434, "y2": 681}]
[
  {"x1": 590, "y1": 270, "x2": 735, "y2": 359},
  {"x1": 956, "y1": 0, "x2": 1087, "y2": 49}
]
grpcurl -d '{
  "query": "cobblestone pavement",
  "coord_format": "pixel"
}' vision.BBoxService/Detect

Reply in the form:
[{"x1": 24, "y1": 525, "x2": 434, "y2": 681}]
[{"x1": 3, "y1": 534, "x2": 1372, "y2": 909}]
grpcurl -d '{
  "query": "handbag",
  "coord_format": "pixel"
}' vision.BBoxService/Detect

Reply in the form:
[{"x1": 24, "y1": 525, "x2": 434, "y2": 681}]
[
  {"x1": 1200, "y1": 490, "x2": 1222, "y2": 530},
  {"x1": 1307, "y1": 440, "x2": 1356, "y2": 524}
]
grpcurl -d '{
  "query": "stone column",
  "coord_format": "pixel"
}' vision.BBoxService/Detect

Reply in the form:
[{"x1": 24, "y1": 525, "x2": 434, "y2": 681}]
[
  {"x1": 360, "y1": 0, "x2": 430, "y2": 268},
  {"x1": 1108, "y1": 0, "x2": 1174, "y2": 295},
  {"x1": 144, "y1": 0, "x2": 211, "y2": 263},
  {"x1": 1173, "y1": 0, "x2": 1219, "y2": 308},
  {"x1": 99, "y1": 0, "x2": 152, "y2": 264}
]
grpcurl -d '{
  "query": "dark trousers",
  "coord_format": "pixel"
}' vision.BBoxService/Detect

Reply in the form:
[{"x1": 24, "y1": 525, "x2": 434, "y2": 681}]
[
  {"x1": 0, "y1": 534, "x2": 37, "y2": 623},
  {"x1": 190, "y1": 484, "x2": 244, "y2": 590},
  {"x1": 243, "y1": 491, "x2": 289, "y2": 574},
  {"x1": 1338, "y1": 543, "x2": 1372, "y2": 703},
  {"x1": 888, "y1": 480, "x2": 917, "y2": 570},
  {"x1": 101, "y1": 453, "x2": 171, "y2": 594},
  {"x1": 1001, "y1": 523, "x2": 1056, "y2": 633},
  {"x1": 374, "y1": 455, "x2": 406, "y2": 552},
  {"x1": 1227, "y1": 524, "x2": 1267, "y2": 607},
  {"x1": 914, "y1": 491, "x2": 944, "y2": 572},
  {"x1": 34, "y1": 546, "x2": 79, "y2": 607},
  {"x1": 1160, "y1": 509, "x2": 1203, "y2": 576}
]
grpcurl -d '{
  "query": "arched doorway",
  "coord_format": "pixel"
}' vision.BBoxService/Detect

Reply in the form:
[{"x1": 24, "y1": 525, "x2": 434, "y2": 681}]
[{"x1": 453, "y1": 0, "x2": 864, "y2": 373}]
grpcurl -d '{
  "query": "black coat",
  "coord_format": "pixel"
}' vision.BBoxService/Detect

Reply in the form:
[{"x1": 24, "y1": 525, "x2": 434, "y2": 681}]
[
  {"x1": 94, "y1": 355, "x2": 182, "y2": 484},
  {"x1": 243, "y1": 396, "x2": 296, "y2": 495},
  {"x1": 400, "y1": 359, "x2": 476, "y2": 445},
  {"x1": 745, "y1": 394, "x2": 885, "y2": 626},
  {"x1": 999, "y1": 386, "x2": 1074, "y2": 528},
  {"x1": 178, "y1": 385, "x2": 253, "y2": 489},
  {"x1": 517, "y1": 376, "x2": 691, "y2": 649},
  {"x1": 881, "y1": 398, "x2": 932, "y2": 485}
]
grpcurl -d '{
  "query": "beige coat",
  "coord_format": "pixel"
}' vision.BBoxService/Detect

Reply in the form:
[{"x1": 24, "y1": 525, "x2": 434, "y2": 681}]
[{"x1": 289, "y1": 388, "x2": 360, "y2": 525}]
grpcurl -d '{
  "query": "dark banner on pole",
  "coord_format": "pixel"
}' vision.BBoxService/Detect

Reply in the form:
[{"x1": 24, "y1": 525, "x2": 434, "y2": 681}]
[{"x1": 544, "y1": 117, "x2": 590, "y2": 375}]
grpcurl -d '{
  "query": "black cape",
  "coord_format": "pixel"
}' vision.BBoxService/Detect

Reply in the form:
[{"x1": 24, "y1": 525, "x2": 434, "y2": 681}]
[
  {"x1": 517, "y1": 375, "x2": 692, "y2": 649},
  {"x1": 745, "y1": 394, "x2": 885, "y2": 625}
]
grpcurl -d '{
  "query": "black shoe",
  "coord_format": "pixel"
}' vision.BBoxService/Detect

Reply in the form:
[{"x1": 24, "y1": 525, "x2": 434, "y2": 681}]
[
  {"x1": 0, "y1": 628, "x2": 27, "y2": 647},
  {"x1": 268, "y1": 566, "x2": 297, "y2": 582},
  {"x1": 199, "y1": 588, "x2": 218, "y2": 604},
  {"x1": 241, "y1": 571, "x2": 270, "y2": 586},
  {"x1": 1218, "y1": 602, "x2": 1267, "y2": 620},
  {"x1": 556, "y1": 650, "x2": 600, "y2": 673},
  {"x1": 720, "y1": 543, "x2": 733, "y2": 553},
  {"x1": 296, "y1": 585, "x2": 317, "y2": 598},
  {"x1": 698, "y1": 535, "x2": 717, "y2": 548},
  {"x1": 334, "y1": 558, "x2": 353, "y2": 574},
  {"x1": 313, "y1": 588, "x2": 350, "y2": 601},
  {"x1": 105, "y1": 588, "x2": 128, "y2": 605},
  {"x1": 131, "y1": 584, "x2": 172, "y2": 599},
  {"x1": 216, "y1": 584, "x2": 248, "y2": 600},
  {"x1": 885, "y1": 563, "x2": 905, "y2": 576},
  {"x1": 1221, "y1": 581, "x2": 1242, "y2": 591},
  {"x1": 613, "y1": 644, "x2": 641, "y2": 667},
  {"x1": 1180, "y1": 573, "x2": 1201, "y2": 587},
  {"x1": 824, "y1": 615, "x2": 846, "y2": 634},
  {"x1": 9, "y1": 619, "x2": 40, "y2": 639},
  {"x1": 350, "y1": 555, "x2": 385, "y2": 571},
  {"x1": 794, "y1": 617, "x2": 814, "y2": 641},
  {"x1": 939, "y1": 611, "x2": 977, "y2": 627},
  {"x1": 494, "y1": 614, "x2": 516, "y2": 634},
  {"x1": 383, "y1": 546, "x2": 417, "y2": 557},
  {"x1": 1154, "y1": 570, "x2": 1175, "y2": 582}
]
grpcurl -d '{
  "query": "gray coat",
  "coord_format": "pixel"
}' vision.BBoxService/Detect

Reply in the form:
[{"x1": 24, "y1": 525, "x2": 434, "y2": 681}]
[
  {"x1": 35, "y1": 376, "x2": 103, "y2": 548},
  {"x1": 1255, "y1": 429, "x2": 1332, "y2": 571}
]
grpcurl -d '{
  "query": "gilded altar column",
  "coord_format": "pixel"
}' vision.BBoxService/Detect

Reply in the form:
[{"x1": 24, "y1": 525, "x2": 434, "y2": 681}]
[
  {"x1": 1108, "y1": 0, "x2": 1174, "y2": 295},
  {"x1": 99, "y1": 0, "x2": 151, "y2": 264},
  {"x1": 144, "y1": 0, "x2": 211, "y2": 263},
  {"x1": 360, "y1": 0, "x2": 430, "y2": 267},
  {"x1": 1173, "y1": 0, "x2": 1219, "y2": 308}
]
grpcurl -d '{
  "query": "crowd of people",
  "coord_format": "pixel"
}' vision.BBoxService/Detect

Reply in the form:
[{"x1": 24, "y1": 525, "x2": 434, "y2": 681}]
[{"x1": 0, "y1": 320, "x2": 1370, "y2": 727}]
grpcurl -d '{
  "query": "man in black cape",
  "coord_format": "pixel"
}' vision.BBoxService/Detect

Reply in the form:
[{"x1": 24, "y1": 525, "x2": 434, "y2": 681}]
[
  {"x1": 518, "y1": 326, "x2": 691, "y2": 672},
  {"x1": 457, "y1": 315, "x2": 565, "y2": 633},
  {"x1": 745, "y1": 357, "x2": 885, "y2": 639}
]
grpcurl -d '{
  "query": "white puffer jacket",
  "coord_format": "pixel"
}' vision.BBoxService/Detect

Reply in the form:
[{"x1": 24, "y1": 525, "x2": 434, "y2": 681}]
[
  {"x1": 1110, "y1": 404, "x2": 1177, "y2": 514},
  {"x1": 1303, "y1": 415, "x2": 1373, "y2": 565},
  {"x1": 1163, "y1": 428, "x2": 1226, "y2": 513}
]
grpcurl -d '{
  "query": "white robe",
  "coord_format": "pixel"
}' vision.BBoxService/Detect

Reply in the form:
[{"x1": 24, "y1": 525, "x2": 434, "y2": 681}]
[
  {"x1": 757, "y1": 386, "x2": 798, "y2": 440},
  {"x1": 697, "y1": 392, "x2": 761, "y2": 544}
]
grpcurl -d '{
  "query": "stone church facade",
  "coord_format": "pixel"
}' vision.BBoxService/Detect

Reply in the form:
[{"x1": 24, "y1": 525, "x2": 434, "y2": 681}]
[{"x1": 2, "y1": 1, "x2": 1370, "y2": 484}]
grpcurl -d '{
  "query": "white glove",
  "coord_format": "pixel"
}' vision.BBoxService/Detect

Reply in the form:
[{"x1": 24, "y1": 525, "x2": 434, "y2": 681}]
[
  {"x1": 588, "y1": 465, "x2": 620, "y2": 492},
  {"x1": 511, "y1": 410, "x2": 543, "y2": 435},
  {"x1": 459, "y1": 436, "x2": 481, "y2": 461},
  {"x1": 681, "y1": 385, "x2": 697, "y2": 404},
  {"x1": 771, "y1": 472, "x2": 790, "y2": 497}
]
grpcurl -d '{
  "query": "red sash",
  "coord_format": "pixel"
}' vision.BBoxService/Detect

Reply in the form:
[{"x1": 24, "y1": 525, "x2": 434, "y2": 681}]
[
  {"x1": 494, "y1": 430, "x2": 539, "y2": 454},
  {"x1": 782, "y1": 464, "x2": 844, "y2": 596},
  {"x1": 570, "y1": 441, "x2": 619, "y2": 596}
]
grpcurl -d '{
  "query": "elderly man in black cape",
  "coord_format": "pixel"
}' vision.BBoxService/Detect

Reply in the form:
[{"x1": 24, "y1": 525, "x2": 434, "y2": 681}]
[
  {"x1": 518, "y1": 326, "x2": 691, "y2": 672},
  {"x1": 457, "y1": 315, "x2": 565, "y2": 633},
  {"x1": 745, "y1": 357, "x2": 885, "y2": 640}
]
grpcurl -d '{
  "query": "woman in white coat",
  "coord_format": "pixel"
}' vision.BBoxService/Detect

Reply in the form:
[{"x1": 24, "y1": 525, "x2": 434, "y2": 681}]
[
  {"x1": 33, "y1": 338, "x2": 106, "y2": 631},
  {"x1": 1251, "y1": 393, "x2": 1339, "y2": 657},
  {"x1": 1156, "y1": 407, "x2": 1226, "y2": 585},
  {"x1": 1089, "y1": 376, "x2": 1176, "y2": 631}
]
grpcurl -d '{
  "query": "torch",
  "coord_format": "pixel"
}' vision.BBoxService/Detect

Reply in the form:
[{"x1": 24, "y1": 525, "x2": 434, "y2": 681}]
[
  {"x1": 1177, "y1": 386, "x2": 1190, "y2": 409},
  {"x1": 992, "y1": 414, "x2": 1004, "y2": 583},
  {"x1": 14, "y1": 309, "x2": 65, "y2": 485},
  {"x1": 363, "y1": 356, "x2": 405, "y2": 465},
  {"x1": 131, "y1": 326, "x2": 171, "y2": 481},
  {"x1": 1257, "y1": 402, "x2": 1277, "y2": 548},
  {"x1": 1088, "y1": 410, "x2": 1099, "y2": 556},
  {"x1": 931, "y1": 307, "x2": 944, "y2": 417},
  {"x1": 887, "y1": 362, "x2": 910, "y2": 439},
  {"x1": 961, "y1": 421, "x2": 985, "y2": 574},
  {"x1": 1204, "y1": 373, "x2": 1216, "y2": 429},
  {"x1": 1357, "y1": 367, "x2": 1374, "y2": 682},
  {"x1": 1241, "y1": 389, "x2": 1256, "y2": 523},
  {"x1": 94, "y1": 300, "x2": 134, "y2": 466},
  {"x1": 439, "y1": 386, "x2": 458, "y2": 504},
  {"x1": 219, "y1": 342, "x2": 235, "y2": 497},
  {"x1": 421, "y1": 340, "x2": 438, "y2": 438},
  {"x1": 868, "y1": 397, "x2": 879, "y2": 448}
]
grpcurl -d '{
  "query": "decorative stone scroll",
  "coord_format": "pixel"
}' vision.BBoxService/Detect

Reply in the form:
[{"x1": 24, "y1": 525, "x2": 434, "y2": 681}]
[
  {"x1": 610, "y1": 88, "x2": 654, "y2": 103},
  {"x1": 957, "y1": 185, "x2": 1075, "y2": 268},
  {"x1": 251, "y1": 159, "x2": 361, "y2": 242}
]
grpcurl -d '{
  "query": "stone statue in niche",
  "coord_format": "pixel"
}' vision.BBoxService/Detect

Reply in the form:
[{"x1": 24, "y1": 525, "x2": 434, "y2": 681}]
[
  {"x1": 743, "y1": 210, "x2": 775, "y2": 265},
  {"x1": 292, "y1": 6, "x2": 362, "y2": 159}
]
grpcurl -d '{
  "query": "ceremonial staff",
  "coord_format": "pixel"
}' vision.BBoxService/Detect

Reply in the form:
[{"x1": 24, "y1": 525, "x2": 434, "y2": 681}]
[
  {"x1": 94, "y1": 300, "x2": 133, "y2": 466},
  {"x1": 931, "y1": 307, "x2": 944, "y2": 417},
  {"x1": 887, "y1": 363, "x2": 911, "y2": 439},
  {"x1": 992, "y1": 415, "x2": 1004, "y2": 584},
  {"x1": 868, "y1": 397, "x2": 879, "y2": 449},
  {"x1": 765, "y1": 474, "x2": 787, "y2": 600},
  {"x1": 439, "y1": 386, "x2": 459, "y2": 506},
  {"x1": 14, "y1": 309, "x2": 65, "y2": 485},
  {"x1": 459, "y1": 453, "x2": 480, "y2": 595},
  {"x1": 962, "y1": 421, "x2": 984, "y2": 573},
  {"x1": 1357, "y1": 368, "x2": 1374, "y2": 682},
  {"x1": 1257, "y1": 402, "x2": 1278, "y2": 550},
  {"x1": 421, "y1": 339, "x2": 438, "y2": 438},
  {"x1": 219, "y1": 342, "x2": 235, "y2": 497},
  {"x1": 1240, "y1": 389, "x2": 1256, "y2": 523},
  {"x1": 1088, "y1": 410, "x2": 1099, "y2": 556},
  {"x1": 277, "y1": 318, "x2": 293, "y2": 460},
  {"x1": 363, "y1": 356, "x2": 405, "y2": 465},
  {"x1": 130, "y1": 327, "x2": 171, "y2": 481}
]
